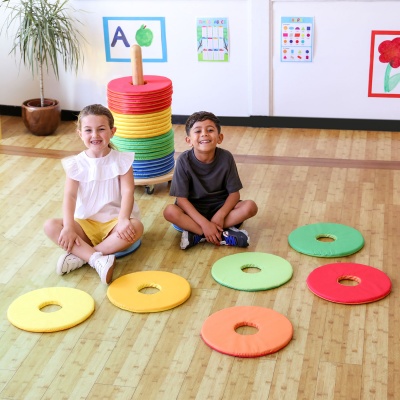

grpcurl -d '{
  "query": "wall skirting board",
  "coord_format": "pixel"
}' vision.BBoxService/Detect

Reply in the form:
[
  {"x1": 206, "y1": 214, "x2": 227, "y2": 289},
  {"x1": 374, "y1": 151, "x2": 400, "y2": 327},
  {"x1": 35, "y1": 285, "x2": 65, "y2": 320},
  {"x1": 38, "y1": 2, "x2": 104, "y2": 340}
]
[{"x1": 1, "y1": 105, "x2": 398, "y2": 132}]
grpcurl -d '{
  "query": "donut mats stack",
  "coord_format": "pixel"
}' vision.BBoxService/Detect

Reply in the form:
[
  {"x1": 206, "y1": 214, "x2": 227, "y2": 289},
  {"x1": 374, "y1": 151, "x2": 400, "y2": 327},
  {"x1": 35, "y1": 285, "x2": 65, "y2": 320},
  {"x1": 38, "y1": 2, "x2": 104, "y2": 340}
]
[{"x1": 107, "y1": 45, "x2": 174, "y2": 194}]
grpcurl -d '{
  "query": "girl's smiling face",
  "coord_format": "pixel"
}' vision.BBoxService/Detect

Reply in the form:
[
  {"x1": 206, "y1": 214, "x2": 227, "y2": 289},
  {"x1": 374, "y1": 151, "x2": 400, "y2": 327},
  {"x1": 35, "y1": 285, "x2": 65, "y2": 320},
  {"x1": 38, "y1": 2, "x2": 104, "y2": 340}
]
[{"x1": 78, "y1": 114, "x2": 116, "y2": 157}]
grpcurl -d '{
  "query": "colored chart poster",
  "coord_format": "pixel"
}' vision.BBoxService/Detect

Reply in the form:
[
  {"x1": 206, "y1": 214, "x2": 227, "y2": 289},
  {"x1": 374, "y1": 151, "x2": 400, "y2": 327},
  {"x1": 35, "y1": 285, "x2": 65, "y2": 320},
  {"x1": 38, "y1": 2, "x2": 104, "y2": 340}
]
[
  {"x1": 197, "y1": 18, "x2": 229, "y2": 62},
  {"x1": 281, "y1": 17, "x2": 314, "y2": 62}
]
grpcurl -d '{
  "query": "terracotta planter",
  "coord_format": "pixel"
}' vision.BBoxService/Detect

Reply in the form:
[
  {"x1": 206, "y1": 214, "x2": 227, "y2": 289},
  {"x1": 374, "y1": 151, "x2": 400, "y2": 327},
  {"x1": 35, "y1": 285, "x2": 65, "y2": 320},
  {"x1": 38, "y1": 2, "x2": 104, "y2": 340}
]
[{"x1": 21, "y1": 98, "x2": 61, "y2": 136}]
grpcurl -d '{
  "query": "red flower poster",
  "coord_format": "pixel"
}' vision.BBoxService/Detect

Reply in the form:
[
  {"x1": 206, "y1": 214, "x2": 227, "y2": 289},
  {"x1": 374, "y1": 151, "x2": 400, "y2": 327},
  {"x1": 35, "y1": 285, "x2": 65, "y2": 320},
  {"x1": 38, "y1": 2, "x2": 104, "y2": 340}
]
[{"x1": 368, "y1": 30, "x2": 400, "y2": 98}]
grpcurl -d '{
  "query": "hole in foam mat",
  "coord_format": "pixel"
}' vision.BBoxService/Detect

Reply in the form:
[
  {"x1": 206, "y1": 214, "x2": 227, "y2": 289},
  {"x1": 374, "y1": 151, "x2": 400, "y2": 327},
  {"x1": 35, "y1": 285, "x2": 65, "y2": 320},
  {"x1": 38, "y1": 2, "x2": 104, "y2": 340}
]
[
  {"x1": 241, "y1": 264, "x2": 262, "y2": 274},
  {"x1": 338, "y1": 275, "x2": 361, "y2": 286},
  {"x1": 234, "y1": 322, "x2": 259, "y2": 336},
  {"x1": 138, "y1": 283, "x2": 161, "y2": 295},
  {"x1": 316, "y1": 234, "x2": 337, "y2": 243},
  {"x1": 39, "y1": 302, "x2": 62, "y2": 313}
]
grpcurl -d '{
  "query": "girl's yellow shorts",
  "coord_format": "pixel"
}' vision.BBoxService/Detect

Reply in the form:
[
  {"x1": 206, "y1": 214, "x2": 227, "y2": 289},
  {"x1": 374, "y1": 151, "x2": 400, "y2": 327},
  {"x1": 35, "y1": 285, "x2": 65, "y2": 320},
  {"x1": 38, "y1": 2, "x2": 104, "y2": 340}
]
[{"x1": 76, "y1": 218, "x2": 118, "y2": 246}]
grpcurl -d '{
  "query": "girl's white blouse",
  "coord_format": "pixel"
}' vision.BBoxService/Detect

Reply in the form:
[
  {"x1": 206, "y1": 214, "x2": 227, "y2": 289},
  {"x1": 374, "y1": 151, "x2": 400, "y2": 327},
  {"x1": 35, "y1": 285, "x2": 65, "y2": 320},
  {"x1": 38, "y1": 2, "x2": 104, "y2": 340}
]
[{"x1": 62, "y1": 149, "x2": 140, "y2": 222}]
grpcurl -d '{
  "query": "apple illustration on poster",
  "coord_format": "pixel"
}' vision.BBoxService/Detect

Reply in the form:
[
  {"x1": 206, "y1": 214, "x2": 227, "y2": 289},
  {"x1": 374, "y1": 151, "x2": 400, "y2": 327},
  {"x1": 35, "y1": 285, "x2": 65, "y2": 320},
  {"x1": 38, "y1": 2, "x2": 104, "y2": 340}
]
[{"x1": 136, "y1": 25, "x2": 154, "y2": 47}]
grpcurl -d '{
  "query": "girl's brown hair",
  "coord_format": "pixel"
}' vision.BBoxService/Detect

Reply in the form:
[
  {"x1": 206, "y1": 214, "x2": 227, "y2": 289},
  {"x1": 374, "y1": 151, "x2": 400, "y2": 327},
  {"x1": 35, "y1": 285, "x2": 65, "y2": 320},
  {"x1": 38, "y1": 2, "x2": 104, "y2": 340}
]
[{"x1": 77, "y1": 104, "x2": 114, "y2": 130}]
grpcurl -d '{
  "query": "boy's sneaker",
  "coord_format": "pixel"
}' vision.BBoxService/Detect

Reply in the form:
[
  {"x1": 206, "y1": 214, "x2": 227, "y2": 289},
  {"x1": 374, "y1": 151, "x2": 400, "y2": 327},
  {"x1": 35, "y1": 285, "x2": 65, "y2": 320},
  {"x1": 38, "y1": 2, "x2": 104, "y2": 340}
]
[
  {"x1": 180, "y1": 230, "x2": 205, "y2": 250},
  {"x1": 221, "y1": 227, "x2": 250, "y2": 247},
  {"x1": 94, "y1": 255, "x2": 116, "y2": 284},
  {"x1": 57, "y1": 253, "x2": 86, "y2": 275}
]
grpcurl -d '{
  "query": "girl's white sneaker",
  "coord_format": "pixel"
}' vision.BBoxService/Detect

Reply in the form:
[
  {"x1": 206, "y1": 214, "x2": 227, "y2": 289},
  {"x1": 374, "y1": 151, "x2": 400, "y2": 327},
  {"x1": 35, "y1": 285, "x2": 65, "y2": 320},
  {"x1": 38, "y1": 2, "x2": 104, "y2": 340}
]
[
  {"x1": 94, "y1": 255, "x2": 116, "y2": 284},
  {"x1": 56, "y1": 253, "x2": 86, "y2": 275}
]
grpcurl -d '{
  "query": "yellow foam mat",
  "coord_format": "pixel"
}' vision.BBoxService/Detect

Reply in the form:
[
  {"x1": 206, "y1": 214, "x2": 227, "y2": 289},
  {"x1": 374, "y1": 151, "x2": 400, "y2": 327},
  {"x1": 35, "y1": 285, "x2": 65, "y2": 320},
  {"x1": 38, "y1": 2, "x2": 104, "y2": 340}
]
[
  {"x1": 7, "y1": 287, "x2": 95, "y2": 332},
  {"x1": 114, "y1": 118, "x2": 171, "y2": 130},
  {"x1": 112, "y1": 107, "x2": 171, "y2": 122},
  {"x1": 115, "y1": 121, "x2": 172, "y2": 135},
  {"x1": 114, "y1": 122, "x2": 172, "y2": 139},
  {"x1": 107, "y1": 271, "x2": 191, "y2": 313}
]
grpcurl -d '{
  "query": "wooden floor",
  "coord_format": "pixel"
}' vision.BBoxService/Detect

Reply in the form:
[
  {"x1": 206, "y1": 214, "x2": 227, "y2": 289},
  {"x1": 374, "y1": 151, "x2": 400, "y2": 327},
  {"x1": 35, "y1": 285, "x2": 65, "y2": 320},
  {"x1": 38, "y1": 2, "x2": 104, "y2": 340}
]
[{"x1": 0, "y1": 115, "x2": 399, "y2": 400}]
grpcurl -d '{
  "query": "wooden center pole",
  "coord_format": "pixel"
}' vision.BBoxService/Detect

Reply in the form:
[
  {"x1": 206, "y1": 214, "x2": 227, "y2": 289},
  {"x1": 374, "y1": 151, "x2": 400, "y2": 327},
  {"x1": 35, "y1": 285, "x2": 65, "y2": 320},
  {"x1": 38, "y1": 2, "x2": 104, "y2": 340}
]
[{"x1": 131, "y1": 44, "x2": 144, "y2": 85}]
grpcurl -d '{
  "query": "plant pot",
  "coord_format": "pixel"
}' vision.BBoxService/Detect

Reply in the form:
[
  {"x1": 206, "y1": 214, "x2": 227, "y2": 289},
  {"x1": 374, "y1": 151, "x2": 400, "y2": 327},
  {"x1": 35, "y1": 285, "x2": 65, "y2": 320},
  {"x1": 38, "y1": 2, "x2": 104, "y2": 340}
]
[{"x1": 21, "y1": 98, "x2": 61, "y2": 136}]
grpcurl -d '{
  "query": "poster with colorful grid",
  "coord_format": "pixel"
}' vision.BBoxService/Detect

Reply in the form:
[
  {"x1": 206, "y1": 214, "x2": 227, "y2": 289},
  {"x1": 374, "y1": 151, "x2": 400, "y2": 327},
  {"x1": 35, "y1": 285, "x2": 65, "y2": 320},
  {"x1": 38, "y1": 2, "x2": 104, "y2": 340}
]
[
  {"x1": 197, "y1": 18, "x2": 229, "y2": 62},
  {"x1": 281, "y1": 17, "x2": 314, "y2": 62}
]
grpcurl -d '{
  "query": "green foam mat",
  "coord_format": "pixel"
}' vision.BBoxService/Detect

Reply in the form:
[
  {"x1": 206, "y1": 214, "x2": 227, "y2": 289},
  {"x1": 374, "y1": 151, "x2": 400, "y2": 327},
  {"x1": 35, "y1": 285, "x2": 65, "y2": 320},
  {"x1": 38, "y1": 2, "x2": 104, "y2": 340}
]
[
  {"x1": 211, "y1": 252, "x2": 293, "y2": 291},
  {"x1": 288, "y1": 222, "x2": 365, "y2": 257}
]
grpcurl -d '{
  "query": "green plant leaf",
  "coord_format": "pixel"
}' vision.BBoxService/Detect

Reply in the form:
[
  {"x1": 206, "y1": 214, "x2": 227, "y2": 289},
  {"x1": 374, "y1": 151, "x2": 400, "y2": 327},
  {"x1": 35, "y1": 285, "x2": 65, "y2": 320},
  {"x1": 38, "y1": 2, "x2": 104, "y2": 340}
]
[
  {"x1": 1, "y1": 0, "x2": 86, "y2": 104},
  {"x1": 388, "y1": 73, "x2": 400, "y2": 92}
]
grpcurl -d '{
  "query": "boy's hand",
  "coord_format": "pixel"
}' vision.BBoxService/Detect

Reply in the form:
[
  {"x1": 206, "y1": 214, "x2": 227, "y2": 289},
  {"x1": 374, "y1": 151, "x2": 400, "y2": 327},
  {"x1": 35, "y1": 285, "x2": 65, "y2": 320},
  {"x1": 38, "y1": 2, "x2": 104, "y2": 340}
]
[
  {"x1": 58, "y1": 227, "x2": 80, "y2": 253},
  {"x1": 210, "y1": 212, "x2": 225, "y2": 233},
  {"x1": 116, "y1": 218, "x2": 136, "y2": 242},
  {"x1": 202, "y1": 220, "x2": 223, "y2": 245}
]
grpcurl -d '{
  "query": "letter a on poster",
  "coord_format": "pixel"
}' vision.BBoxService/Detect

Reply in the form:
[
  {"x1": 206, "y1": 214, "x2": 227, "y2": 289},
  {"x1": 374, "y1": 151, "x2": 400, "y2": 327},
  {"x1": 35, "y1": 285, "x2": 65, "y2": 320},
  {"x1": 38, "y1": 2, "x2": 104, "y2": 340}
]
[{"x1": 281, "y1": 17, "x2": 314, "y2": 62}]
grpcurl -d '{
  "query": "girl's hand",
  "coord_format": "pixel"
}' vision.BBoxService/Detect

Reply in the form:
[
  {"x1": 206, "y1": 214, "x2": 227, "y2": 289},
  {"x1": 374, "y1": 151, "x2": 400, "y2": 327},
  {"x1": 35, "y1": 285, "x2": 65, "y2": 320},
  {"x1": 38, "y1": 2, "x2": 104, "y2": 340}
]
[
  {"x1": 58, "y1": 227, "x2": 80, "y2": 253},
  {"x1": 116, "y1": 218, "x2": 136, "y2": 242}
]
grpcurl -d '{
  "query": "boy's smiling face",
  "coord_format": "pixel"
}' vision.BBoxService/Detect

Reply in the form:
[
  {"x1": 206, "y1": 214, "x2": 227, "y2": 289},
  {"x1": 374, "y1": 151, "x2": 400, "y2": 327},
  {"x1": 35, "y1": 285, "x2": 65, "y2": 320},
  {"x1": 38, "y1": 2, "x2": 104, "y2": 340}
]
[{"x1": 186, "y1": 119, "x2": 223, "y2": 161}]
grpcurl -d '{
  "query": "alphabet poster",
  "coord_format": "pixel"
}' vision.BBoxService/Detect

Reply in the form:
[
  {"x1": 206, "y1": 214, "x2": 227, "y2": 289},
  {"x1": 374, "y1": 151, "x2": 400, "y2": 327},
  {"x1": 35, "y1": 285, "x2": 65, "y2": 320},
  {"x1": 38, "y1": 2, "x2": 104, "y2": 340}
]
[
  {"x1": 103, "y1": 17, "x2": 167, "y2": 62},
  {"x1": 368, "y1": 30, "x2": 400, "y2": 98},
  {"x1": 197, "y1": 18, "x2": 229, "y2": 62},
  {"x1": 280, "y1": 17, "x2": 314, "y2": 62}
]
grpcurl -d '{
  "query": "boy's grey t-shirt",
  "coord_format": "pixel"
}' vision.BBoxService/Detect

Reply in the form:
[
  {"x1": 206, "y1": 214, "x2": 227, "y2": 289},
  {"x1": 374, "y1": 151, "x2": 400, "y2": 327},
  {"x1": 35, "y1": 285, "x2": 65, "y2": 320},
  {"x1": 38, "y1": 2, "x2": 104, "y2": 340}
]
[{"x1": 170, "y1": 147, "x2": 243, "y2": 213}]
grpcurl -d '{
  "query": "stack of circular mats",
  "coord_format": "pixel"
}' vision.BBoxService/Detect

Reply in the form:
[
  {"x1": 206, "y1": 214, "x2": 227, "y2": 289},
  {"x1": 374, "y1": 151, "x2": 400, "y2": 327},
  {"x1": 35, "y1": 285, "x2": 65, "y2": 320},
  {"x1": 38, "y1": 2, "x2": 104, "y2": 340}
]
[{"x1": 107, "y1": 75, "x2": 175, "y2": 180}]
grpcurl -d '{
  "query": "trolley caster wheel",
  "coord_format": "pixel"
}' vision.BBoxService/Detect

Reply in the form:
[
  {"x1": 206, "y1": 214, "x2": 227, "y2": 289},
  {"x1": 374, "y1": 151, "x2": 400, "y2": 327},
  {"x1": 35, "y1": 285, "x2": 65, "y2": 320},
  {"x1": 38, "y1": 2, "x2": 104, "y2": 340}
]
[{"x1": 145, "y1": 185, "x2": 155, "y2": 195}]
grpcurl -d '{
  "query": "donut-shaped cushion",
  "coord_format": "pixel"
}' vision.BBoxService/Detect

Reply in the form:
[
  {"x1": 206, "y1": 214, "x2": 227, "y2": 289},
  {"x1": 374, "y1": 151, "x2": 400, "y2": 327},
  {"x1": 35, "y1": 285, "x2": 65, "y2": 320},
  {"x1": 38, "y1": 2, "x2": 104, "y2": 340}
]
[
  {"x1": 288, "y1": 222, "x2": 364, "y2": 257},
  {"x1": 112, "y1": 132, "x2": 174, "y2": 158},
  {"x1": 112, "y1": 107, "x2": 171, "y2": 122},
  {"x1": 114, "y1": 120, "x2": 172, "y2": 133},
  {"x1": 133, "y1": 146, "x2": 175, "y2": 161},
  {"x1": 107, "y1": 271, "x2": 191, "y2": 313},
  {"x1": 107, "y1": 75, "x2": 172, "y2": 95},
  {"x1": 307, "y1": 262, "x2": 392, "y2": 304},
  {"x1": 113, "y1": 129, "x2": 174, "y2": 147},
  {"x1": 7, "y1": 287, "x2": 95, "y2": 332},
  {"x1": 211, "y1": 252, "x2": 293, "y2": 291},
  {"x1": 107, "y1": 76, "x2": 172, "y2": 115},
  {"x1": 201, "y1": 306, "x2": 293, "y2": 357},
  {"x1": 113, "y1": 122, "x2": 172, "y2": 138},
  {"x1": 108, "y1": 96, "x2": 171, "y2": 108},
  {"x1": 108, "y1": 102, "x2": 172, "y2": 116},
  {"x1": 172, "y1": 224, "x2": 183, "y2": 232},
  {"x1": 114, "y1": 239, "x2": 141, "y2": 259},
  {"x1": 108, "y1": 88, "x2": 173, "y2": 103},
  {"x1": 133, "y1": 154, "x2": 175, "y2": 179}
]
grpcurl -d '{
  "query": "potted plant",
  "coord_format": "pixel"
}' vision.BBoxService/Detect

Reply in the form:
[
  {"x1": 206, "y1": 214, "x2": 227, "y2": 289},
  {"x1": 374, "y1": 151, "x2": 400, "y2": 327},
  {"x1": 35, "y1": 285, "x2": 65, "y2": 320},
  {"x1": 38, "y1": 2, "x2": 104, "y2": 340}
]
[{"x1": 1, "y1": 0, "x2": 85, "y2": 135}]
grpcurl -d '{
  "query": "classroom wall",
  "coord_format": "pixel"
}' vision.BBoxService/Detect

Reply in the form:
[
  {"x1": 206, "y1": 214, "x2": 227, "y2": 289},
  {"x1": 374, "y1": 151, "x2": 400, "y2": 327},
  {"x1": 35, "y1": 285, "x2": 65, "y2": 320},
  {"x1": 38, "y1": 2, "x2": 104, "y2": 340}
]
[
  {"x1": 272, "y1": 1, "x2": 400, "y2": 120},
  {"x1": 0, "y1": 1, "x2": 399, "y2": 121}
]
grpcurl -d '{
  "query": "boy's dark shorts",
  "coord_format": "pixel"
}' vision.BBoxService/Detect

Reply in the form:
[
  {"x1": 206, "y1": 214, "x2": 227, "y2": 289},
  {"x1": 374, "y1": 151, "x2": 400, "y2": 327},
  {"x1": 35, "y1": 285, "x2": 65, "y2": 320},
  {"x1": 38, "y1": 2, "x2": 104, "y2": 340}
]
[{"x1": 175, "y1": 199, "x2": 242, "y2": 226}]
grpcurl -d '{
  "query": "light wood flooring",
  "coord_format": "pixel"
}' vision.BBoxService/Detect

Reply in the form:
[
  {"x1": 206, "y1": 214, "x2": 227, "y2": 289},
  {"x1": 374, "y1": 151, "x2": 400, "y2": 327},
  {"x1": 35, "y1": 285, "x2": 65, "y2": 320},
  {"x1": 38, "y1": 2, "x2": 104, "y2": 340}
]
[{"x1": 0, "y1": 115, "x2": 399, "y2": 400}]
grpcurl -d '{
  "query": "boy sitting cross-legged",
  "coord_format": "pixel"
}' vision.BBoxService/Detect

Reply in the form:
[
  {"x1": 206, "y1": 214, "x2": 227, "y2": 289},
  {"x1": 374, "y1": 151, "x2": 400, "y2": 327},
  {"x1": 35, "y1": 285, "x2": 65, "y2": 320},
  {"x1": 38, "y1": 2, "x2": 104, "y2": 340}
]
[{"x1": 163, "y1": 111, "x2": 258, "y2": 249}]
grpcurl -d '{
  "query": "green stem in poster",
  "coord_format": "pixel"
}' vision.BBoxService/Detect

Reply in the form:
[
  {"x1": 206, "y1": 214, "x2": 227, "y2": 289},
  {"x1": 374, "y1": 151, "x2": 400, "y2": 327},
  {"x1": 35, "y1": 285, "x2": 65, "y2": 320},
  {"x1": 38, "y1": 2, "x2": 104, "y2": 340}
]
[{"x1": 384, "y1": 63, "x2": 400, "y2": 92}]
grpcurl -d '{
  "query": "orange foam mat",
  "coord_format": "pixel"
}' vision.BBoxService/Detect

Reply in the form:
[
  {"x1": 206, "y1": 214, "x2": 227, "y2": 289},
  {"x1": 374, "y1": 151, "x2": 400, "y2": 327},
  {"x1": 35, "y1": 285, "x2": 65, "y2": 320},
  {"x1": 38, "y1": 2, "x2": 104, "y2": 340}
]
[
  {"x1": 201, "y1": 306, "x2": 293, "y2": 358},
  {"x1": 107, "y1": 271, "x2": 191, "y2": 313}
]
